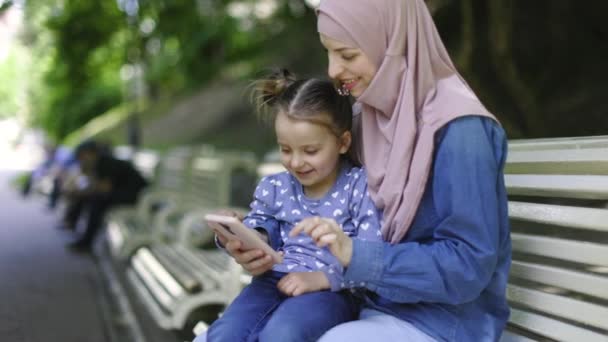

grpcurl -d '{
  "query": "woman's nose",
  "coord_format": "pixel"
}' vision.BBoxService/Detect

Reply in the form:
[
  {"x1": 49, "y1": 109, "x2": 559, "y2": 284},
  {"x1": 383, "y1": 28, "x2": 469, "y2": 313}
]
[{"x1": 327, "y1": 56, "x2": 342, "y2": 80}]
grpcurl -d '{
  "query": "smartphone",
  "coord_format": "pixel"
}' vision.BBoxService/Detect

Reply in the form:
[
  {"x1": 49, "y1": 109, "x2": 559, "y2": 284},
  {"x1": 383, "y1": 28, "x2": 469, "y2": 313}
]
[{"x1": 204, "y1": 214, "x2": 283, "y2": 264}]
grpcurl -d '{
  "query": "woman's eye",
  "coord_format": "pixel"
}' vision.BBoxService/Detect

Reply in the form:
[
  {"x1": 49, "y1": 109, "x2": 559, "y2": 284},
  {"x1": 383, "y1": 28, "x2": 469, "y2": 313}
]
[
  {"x1": 343, "y1": 54, "x2": 356, "y2": 61},
  {"x1": 305, "y1": 150, "x2": 318, "y2": 155}
]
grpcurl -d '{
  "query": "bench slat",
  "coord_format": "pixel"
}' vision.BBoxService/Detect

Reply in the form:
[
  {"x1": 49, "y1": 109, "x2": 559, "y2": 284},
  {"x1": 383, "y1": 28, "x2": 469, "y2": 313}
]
[
  {"x1": 257, "y1": 163, "x2": 286, "y2": 177},
  {"x1": 134, "y1": 248, "x2": 185, "y2": 298},
  {"x1": 508, "y1": 136, "x2": 608, "y2": 151},
  {"x1": 509, "y1": 201, "x2": 608, "y2": 232},
  {"x1": 512, "y1": 233, "x2": 608, "y2": 266},
  {"x1": 173, "y1": 246, "x2": 229, "y2": 280},
  {"x1": 131, "y1": 256, "x2": 174, "y2": 311},
  {"x1": 499, "y1": 330, "x2": 536, "y2": 342},
  {"x1": 507, "y1": 285, "x2": 608, "y2": 331},
  {"x1": 506, "y1": 148, "x2": 608, "y2": 175},
  {"x1": 150, "y1": 246, "x2": 202, "y2": 293},
  {"x1": 508, "y1": 308, "x2": 608, "y2": 342},
  {"x1": 505, "y1": 175, "x2": 608, "y2": 199},
  {"x1": 510, "y1": 260, "x2": 608, "y2": 299}
]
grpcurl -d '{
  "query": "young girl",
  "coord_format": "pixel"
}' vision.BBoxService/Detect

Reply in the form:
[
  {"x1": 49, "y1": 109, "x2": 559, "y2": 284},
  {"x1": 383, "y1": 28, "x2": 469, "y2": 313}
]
[{"x1": 197, "y1": 70, "x2": 382, "y2": 342}]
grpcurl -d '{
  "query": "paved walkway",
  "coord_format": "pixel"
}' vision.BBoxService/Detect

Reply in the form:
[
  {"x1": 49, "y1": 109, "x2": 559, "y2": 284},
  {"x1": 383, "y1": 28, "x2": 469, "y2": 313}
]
[{"x1": 0, "y1": 170, "x2": 111, "y2": 342}]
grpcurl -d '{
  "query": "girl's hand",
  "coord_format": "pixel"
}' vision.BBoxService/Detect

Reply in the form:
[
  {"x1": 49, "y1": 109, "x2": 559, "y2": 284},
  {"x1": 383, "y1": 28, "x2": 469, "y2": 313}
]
[
  {"x1": 223, "y1": 239, "x2": 275, "y2": 276},
  {"x1": 290, "y1": 217, "x2": 353, "y2": 267},
  {"x1": 277, "y1": 271, "x2": 330, "y2": 296},
  {"x1": 214, "y1": 209, "x2": 273, "y2": 276}
]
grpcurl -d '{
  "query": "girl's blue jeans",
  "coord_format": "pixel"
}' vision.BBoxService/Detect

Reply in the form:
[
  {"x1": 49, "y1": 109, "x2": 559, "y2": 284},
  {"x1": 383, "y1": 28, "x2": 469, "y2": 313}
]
[{"x1": 196, "y1": 271, "x2": 359, "y2": 342}]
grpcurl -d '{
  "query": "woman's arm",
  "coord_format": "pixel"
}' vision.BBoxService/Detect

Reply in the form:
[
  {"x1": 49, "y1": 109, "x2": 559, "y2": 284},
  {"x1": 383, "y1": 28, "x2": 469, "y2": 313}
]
[
  {"x1": 344, "y1": 117, "x2": 508, "y2": 305},
  {"x1": 294, "y1": 117, "x2": 508, "y2": 304}
]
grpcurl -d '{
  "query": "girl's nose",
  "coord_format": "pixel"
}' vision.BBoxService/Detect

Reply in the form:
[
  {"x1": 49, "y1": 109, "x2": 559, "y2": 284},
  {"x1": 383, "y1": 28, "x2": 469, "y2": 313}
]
[{"x1": 290, "y1": 155, "x2": 304, "y2": 169}]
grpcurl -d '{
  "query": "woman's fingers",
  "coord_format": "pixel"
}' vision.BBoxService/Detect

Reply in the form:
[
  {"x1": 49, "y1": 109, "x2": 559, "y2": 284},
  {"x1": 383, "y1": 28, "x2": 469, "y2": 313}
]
[
  {"x1": 317, "y1": 233, "x2": 337, "y2": 248},
  {"x1": 309, "y1": 222, "x2": 333, "y2": 241},
  {"x1": 290, "y1": 217, "x2": 322, "y2": 237}
]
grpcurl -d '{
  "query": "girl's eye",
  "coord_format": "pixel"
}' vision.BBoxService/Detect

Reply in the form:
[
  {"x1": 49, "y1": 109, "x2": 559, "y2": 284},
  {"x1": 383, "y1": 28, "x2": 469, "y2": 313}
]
[
  {"x1": 305, "y1": 150, "x2": 318, "y2": 155},
  {"x1": 343, "y1": 54, "x2": 356, "y2": 61}
]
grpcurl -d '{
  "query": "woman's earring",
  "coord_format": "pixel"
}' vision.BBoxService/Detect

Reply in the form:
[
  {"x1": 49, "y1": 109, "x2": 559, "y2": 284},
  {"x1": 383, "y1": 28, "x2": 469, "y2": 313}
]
[{"x1": 337, "y1": 86, "x2": 350, "y2": 96}]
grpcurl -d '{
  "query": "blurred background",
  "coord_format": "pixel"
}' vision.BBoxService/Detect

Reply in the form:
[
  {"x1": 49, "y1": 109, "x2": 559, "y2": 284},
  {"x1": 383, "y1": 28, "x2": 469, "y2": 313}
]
[{"x1": 1, "y1": 0, "x2": 607, "y2": 157}]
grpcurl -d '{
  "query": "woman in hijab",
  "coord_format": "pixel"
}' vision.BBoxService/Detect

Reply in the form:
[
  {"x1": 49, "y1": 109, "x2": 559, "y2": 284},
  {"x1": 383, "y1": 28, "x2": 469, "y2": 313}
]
[
  {"x1": 207, "y1": 0, "x2": 511, "y2": 341},
  {"x1": 289, "y1": 0, "x2": 512, "y2": 340}
]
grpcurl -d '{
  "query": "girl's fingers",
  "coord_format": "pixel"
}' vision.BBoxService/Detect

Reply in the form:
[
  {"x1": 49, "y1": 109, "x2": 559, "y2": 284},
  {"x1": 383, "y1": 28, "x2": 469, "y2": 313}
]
[
  {"x1": 292, "y1": 285, "x2": 304, "y2": 297},
  {"x1": 224, "y1": 239, "x2": 241, "y2": 252},
  {"x1": 234, "y1": 248, "x2": 264, "y2": 264},
  {"x1": 277, "y1": 274, "x2": 290, "y2": 289},
  {"x1": 277, "y1": 279, "x2": 287, "y2": 293},
  {"x1": 246, "y1": 254, "x2": 272, "y2": 270},
  {"x1": 283, "y1": 280, "x2": 296, "y2": 296},
  {"x1": 216, "y1": 233, "x2": 229, "y2": 246}
]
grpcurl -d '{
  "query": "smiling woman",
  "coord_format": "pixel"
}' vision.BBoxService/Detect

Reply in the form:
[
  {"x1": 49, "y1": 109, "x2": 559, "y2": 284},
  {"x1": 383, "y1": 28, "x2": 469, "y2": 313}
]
[{"x1": 307, "y1": 1, "x2": 511, "y2": 341}]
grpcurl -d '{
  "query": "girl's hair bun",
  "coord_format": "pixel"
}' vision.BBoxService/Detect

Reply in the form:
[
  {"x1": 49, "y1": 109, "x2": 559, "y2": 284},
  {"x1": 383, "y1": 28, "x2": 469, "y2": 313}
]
[{"x1": 252, "y1": 68, "x2": 297, "y2": 110}]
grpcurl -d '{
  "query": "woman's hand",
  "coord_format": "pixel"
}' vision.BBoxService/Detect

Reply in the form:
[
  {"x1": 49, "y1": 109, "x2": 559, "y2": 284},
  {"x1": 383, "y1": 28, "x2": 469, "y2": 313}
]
[
  {"x1": 290, "y1": 217, "x2": 353, "y2": 267},
  {"x1": 277, "y1": 271, "x2": 330, "y2": 296}
]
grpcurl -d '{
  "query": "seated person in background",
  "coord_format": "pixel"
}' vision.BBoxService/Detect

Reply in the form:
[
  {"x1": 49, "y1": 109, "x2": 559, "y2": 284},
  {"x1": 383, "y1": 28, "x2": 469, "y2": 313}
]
[
  {"x1": 197, "y1": 70, "x2": 383, "y2": 342},
  {"x1": 63, "y1": 140, "x2": 148, "y2": 251},
  {"x1": 21, "y1": 142, "x2": 77, "y2": 209}
]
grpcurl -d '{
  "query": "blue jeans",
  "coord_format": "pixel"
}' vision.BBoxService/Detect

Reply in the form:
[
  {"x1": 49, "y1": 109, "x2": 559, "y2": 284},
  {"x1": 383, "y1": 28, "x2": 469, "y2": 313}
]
[{"x1": 197, "y1": 271, "x2": 359, "y2": 342}]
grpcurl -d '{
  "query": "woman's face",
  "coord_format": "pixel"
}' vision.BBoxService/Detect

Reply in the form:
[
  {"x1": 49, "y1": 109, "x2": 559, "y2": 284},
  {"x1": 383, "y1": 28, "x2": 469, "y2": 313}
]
[{"x1": 320, "y1": 34, "x2": 377, "y2": 98}]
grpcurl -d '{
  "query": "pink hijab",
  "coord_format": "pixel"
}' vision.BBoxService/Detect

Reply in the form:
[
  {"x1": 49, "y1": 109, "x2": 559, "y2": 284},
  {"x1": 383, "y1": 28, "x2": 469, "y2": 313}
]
[{"x1": 318, "y1": 0, "x2": 497, "y2": 243}]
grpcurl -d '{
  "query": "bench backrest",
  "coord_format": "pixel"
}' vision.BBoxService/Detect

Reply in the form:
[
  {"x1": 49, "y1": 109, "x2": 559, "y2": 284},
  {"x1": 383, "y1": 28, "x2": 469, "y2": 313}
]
[
  {"x1": 154, "y1": 146, "x2": 197, "y2": 191},
  {"x1": 504, "y1": 137, "x2": 608, "y2": 341},
  {"x1": 131, "y1": 149, "x2": 161, "y2": 181},
  {"x1": 187, "y1": 149, "x2": 258, "y2": 209}
]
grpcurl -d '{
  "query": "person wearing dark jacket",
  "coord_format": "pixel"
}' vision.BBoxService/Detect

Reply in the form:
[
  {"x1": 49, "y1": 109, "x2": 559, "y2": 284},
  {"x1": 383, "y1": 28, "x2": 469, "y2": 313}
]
[{"x1": 64, "y1": 140, "x2": 148, "y2": 252}]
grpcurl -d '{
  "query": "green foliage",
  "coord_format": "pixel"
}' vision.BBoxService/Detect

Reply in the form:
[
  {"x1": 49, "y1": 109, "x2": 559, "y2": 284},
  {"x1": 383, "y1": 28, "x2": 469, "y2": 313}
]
[
  {"x1": 21, "y1": 0, "x2": 318, "y2": 140},
  {"x1": 0, "y1": 46, "x2": 27, "y2": 118},
  {"x1": 0, "y1": 0, "x2": 12, "y2": 13},
  {"x1": 23, "y1": 0, "x2": 126, "y2": 140}
]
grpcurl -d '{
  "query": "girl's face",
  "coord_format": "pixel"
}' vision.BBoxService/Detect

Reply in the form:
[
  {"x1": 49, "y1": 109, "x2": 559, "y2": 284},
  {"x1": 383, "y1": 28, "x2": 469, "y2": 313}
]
[
  {"x1": 275, "y1": 111, "x2": 351, "y2": 198},
  {"x1": 320, "y1": 34, "x2": 377, "y2": 98}
]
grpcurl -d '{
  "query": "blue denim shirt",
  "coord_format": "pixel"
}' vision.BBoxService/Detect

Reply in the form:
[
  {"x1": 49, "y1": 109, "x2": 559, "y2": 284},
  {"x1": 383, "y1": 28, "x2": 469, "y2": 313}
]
[
  {"x1": 264, "y1": 116, "x2": 511, "y2": 341},
  {"x1": 343, "y1": 116, "x2": 511, "y2": 341}
]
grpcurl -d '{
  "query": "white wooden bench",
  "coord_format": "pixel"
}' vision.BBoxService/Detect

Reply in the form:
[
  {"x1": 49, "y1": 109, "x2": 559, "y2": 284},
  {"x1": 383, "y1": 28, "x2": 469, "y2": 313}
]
[
  {"x1": 501, "y1": 136, "x2": 608, "y2": 341},
  {"x1": 106, "y1": 146, "x2": 198, "y2": 260},
  {"x1": 124, "y1": 150, "x2": 258, "y2": 332},
  {"x1": 125, "y1": 210, "x2": 245, "y2": 331},
  {"x1": 239, "y1": 145, "x2": 608, "y2": 341}
]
